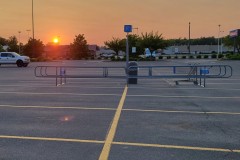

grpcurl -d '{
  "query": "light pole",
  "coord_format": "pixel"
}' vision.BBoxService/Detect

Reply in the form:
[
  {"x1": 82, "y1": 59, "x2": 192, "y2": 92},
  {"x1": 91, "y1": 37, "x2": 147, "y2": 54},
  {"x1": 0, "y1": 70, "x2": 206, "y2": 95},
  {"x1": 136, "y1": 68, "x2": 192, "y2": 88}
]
[
  {"x1": 26, "y1": 29, "x2": 31, "y2": 40},
  {"x1": 32, "y1": 0, "x2": 35, "y2": 57},
  {"x1": 32, "y1": 0, "x2": 35, "y2": 41},
  {"x1": 217, "y1": 25, "x2": 221, "y2": 58},
  {"x1": 133, "y1": 27, "x2": 138, "y2": 35},
  {"x1": 188, "y1": 22, "x2": 191, "y2": 54},
  {"x1": 18, "y1": 31, "x2": 21, "y2": 54},
  {"x1": 220, "y1": 31, "x2": 224, "y2": 54}
]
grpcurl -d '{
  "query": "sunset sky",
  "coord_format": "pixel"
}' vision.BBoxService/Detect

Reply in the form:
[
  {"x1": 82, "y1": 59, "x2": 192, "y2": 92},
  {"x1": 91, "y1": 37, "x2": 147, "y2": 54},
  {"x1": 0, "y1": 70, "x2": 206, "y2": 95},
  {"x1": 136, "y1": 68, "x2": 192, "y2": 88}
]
[{"x1": 1, "y1": 0, "x2": 239, "y2": 45}]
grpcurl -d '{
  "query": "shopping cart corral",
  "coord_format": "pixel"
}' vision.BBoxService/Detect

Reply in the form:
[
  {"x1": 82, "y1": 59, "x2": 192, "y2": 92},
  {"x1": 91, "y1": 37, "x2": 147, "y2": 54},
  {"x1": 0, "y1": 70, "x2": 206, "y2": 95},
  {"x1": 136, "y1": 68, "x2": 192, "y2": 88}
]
[
  {"x1": 34, "y1": 64, "x2": 232, "y2": 87},
  {"x1": 127, "y1": 64, "x2": 233, "y2": 87}
]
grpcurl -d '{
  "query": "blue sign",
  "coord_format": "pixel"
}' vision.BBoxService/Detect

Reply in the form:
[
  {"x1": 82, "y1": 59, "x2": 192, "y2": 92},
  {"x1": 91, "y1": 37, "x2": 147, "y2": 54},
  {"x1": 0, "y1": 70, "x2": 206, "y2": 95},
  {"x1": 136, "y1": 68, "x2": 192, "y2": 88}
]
[
  {"x1": 200, "y1": 69, "x2": 209, "y2": 74},
  {"x1": 124, "y1": 25, "x2": 132, "y2": 33}
]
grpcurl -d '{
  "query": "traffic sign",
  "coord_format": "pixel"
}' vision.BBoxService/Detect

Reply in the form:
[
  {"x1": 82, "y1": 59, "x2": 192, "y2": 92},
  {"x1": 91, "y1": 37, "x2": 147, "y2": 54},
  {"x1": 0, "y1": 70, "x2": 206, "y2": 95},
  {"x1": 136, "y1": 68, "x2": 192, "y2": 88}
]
[{"x1": 124, "y1": 25, "x2": 132, "y2": 33}]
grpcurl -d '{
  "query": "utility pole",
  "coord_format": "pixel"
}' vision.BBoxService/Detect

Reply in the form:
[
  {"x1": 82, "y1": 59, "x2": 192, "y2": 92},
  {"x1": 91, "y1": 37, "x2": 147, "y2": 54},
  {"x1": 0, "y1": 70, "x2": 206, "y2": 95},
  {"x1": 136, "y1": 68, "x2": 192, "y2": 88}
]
[
  {"x1": 26, "y1": 29, "x2": 31, "y2": 40},
  {"x1": 217, "y1": 24, "x2": 221, "y2": 58},
  {"x1": 32, "y1": 0, "x2": 35, "y2": 41},
  {"x1": 18, "y1": 31, "x2": 21, "y2": 54},
  {"x1": 32, "y1": 0, "x2": 35, "y2": 57},
  {"x1": 220, "y1": 31, "x2": 224, "y2": 54},
  {"x1": 133, "y1": 27, "x2": 139, "y2": 35},
  {"x1": 188, "y1": 22, "x2": 191, "y2": 54}
]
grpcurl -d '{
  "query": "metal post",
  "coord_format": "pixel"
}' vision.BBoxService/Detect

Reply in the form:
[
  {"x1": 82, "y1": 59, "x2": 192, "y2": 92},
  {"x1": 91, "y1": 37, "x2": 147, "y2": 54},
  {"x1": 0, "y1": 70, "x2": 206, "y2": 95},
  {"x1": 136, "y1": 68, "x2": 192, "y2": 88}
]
[
  {"x1": 56, "y1": 67, "x2": 58, "y2": 86},
  {"x1": 18, "y1": 31, "x2": 21, "y2": 54},
  {"x1": 200, "y1": 68, "x2": 202, "y2": 86},
  {"x1": 188, "y1": 22, "x2": 191, "y2": 54},
  {"x1": 220, "y1": 31, "x2": 224, "y2": 54},
  {"x1": 217, "y1": 25, "x2": 221, "y2": 58},
  {"x1": 126, "y1": 33, "x2": 129, "y2": 84},
  {"x1": 64, "y1": 68, "x2": 66, "y2": 84},
  {"x1": 32, "y1": 0, "x2": 35, "y2": 58},
  {"x1": 32, "y1": 0, "x2": 35, "y2": 41},
  {"x1": 26, "y1": 29, "x2": 31, "y2": 39},
  {"x1": 149, "y1": 67, "x2": 152, "y2": 76},
  {"x1": 233, "y1": 37, "x2": 236, "y2": 53},
  {"x1": 126, "y1": 33, "x2": 129, "y2": 68},
  {"x1": 203, "y1": 73, "x2": 206, "y2": 87},
  {"x1": 60, "y1": 67, "x2": 62, "y2": 85}
]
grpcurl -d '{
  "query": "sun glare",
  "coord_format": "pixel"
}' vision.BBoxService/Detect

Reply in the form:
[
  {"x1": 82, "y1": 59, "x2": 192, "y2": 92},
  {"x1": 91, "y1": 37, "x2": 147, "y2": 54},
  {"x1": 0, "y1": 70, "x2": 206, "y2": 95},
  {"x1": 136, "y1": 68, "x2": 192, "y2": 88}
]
[{"x1": 53, "y1": 37, "x2": 59, "y2": 44}]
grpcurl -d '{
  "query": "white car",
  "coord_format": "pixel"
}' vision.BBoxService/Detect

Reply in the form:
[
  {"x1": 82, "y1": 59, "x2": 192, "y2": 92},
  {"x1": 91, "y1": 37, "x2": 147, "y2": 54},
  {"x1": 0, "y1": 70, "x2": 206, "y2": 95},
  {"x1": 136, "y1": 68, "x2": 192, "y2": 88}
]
[{"x1": 0, "y1": 52, "x2": 30, "y2": 67}]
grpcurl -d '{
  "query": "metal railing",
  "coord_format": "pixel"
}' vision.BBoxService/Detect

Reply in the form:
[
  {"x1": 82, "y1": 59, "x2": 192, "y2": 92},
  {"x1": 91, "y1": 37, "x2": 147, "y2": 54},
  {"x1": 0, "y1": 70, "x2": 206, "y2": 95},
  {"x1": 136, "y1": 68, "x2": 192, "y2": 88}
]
[
  {"x1": 35, "y1": 64, "x2": 232, "y2": 87},
  {"x1": 127, "y1": 64, "x2": 232, "y2": 87},
  {"x1": 34, "y1": 66, "x2": 126, "y2": 86}
]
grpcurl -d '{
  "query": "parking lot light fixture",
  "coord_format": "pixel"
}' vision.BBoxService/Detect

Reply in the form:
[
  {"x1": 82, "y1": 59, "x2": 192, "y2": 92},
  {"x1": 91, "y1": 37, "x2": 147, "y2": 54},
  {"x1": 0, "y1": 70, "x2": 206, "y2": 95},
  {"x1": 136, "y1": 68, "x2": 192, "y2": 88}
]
[{"x1": 18, "y1": 31, "x2": 21, "y2": 54}]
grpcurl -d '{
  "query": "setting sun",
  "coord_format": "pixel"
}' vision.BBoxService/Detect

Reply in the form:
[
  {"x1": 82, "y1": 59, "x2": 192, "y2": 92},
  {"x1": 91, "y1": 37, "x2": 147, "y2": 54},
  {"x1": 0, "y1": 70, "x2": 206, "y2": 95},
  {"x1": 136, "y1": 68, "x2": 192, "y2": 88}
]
[{"x1": 53, "y1": 37, "x2": 59, "y2": 44}]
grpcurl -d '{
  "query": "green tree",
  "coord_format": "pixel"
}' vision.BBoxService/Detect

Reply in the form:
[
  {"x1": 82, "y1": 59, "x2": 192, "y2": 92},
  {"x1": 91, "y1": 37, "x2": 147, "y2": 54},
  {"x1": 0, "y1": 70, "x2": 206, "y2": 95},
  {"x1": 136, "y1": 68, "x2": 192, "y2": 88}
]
[
  {"x1": 7, "y1": 36, "x2": 18, "y2": 52},
  {"x1": 104, "y1": 37, "x2": 125, "y2": 56},
  {"x1": 23, "y1": 38, "x2": 45, "y2": 58},
  {"x1": 70, "y1": 34, "x2": 89, "y2": 59},
  {"x1": 167, "y1": 37, "x2": 217, "y2": 46},
  {"x1": 224, "y1": 35, "x2": 240, "y2": 53},
  {"x1": 0, "y1": 37, "x2": 8, "y2": 46},
  {"x1": 139, "y1": 31, "x2": 167, "y2": 53},
  {"x1": 0, "y1": 45, "x2": 4, "y2": 52}
]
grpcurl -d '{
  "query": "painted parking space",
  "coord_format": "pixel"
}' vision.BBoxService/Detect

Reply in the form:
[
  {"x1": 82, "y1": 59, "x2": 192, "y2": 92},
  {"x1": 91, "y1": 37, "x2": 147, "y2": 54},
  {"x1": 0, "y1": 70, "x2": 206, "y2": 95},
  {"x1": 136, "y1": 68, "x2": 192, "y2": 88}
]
[{"x1": 0, "y1": 60, "x2": 240, "y2": 160}]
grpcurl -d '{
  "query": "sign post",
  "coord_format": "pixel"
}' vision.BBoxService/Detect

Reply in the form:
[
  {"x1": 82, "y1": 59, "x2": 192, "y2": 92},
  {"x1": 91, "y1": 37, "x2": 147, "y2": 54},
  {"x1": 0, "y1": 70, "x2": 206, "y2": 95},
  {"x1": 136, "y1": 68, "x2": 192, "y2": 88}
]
[{"x1": 124, "y1": 25, "x2": 132, "y2": 71}]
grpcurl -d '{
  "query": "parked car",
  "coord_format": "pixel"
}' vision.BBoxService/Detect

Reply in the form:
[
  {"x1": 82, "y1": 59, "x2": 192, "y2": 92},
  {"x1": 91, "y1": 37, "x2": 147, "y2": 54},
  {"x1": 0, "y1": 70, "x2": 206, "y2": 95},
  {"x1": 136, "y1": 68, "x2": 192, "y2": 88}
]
[{"x1": 0, "y1": 52, "x2": 30, "y2": 67}]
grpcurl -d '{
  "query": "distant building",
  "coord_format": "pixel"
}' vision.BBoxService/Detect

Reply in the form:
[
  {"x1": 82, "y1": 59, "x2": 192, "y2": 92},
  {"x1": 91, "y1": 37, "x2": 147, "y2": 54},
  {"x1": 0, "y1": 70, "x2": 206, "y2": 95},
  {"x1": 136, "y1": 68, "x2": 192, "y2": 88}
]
[
  {"x1": 43, "y1": 44, "x2": 99, "y2": 58},
  {"x1": 88, "y1": 45, "x2": 99, "y2": 58},
  {"x1": 44, "y1": 45, "x2": 70, "y2": 58},
  {"x1": 163, "y1": 45, "x2": 233, "y2": 54}
]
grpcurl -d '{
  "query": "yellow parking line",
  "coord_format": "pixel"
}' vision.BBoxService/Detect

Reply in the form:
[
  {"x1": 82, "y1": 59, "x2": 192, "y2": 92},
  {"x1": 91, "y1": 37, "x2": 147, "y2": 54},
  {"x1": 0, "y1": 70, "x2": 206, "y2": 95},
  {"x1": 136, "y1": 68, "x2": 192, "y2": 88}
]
[
  {"x1": 124, "y1": 109, "x2": 240, "y2": 115},
  {"x1": 128, "y1": 95, "x2": 240, "y2": 99},
  {"x1": 0, "y1": 105, "x2": 115, "y2": 111},
  {"x1": 98, "y1": 85, "x2": 128, "y2": 160},
  {"x1": 1, "y1": 135, "x2": 239, "y2": 153},
  {"x1": 1, "y1": 105, "x2": 240, "y2": 115},
  {"x1": 0, "y1": 91, "x2": 120, "y2": 96},
  {"x1": 0, "y1": 135, "x2": 104, "y2": 144},
  {"x1": 113, "y1": 142, "x2": 240, "y2": 153}
]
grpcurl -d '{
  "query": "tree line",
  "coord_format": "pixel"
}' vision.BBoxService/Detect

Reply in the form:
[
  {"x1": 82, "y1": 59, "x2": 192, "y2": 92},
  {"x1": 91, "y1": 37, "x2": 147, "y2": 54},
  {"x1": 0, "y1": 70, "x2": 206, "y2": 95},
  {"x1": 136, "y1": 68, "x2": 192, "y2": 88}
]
[
  {"x1": 105, "y1": 34, "x2": 240, "y2": 56},
  {"x1": 1, "y1": 32, "x2": 240, "y2": 59},
  {"x1": 0, "y1": 34, "x2": 90, "y2": 59}
]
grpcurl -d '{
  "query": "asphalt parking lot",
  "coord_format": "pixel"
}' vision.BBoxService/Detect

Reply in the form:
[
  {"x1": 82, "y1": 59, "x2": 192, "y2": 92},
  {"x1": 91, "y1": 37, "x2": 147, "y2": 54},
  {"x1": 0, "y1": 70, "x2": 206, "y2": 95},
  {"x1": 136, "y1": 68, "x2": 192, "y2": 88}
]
[{"x1": 0, "y1": 59, "x2": 240, "y2": 160}]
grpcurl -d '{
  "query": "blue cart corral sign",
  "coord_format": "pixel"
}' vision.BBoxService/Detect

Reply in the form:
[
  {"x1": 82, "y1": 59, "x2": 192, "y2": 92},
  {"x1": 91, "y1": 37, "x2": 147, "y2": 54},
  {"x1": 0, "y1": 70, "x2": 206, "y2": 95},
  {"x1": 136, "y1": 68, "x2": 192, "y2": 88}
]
[
  {"x1": 124, "y1": 25, "x2": 132, "y2": 33},
  {"x1": 200, "y1": 69, "x2": 209, "y2": 74}
]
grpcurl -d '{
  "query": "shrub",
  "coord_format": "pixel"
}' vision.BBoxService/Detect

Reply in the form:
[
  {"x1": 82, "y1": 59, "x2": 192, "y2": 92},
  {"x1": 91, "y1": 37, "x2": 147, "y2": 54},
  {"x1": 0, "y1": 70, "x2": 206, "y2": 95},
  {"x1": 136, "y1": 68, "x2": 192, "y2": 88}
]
[
  {"x1": 146, "y1": 56, "x2": 156, "y2": 61},
  {"x1": 138, "y1": 57, "x2": 144, "y2": 61},
  {"x1": 211, "y1": 54, "x2": 217, "y2": 58},
  {"x1": 111, "y1": 56, "x2": 116, "y2": 61},
  {"x1": 226, "y1": 54, "x2": 240, "y2": 60},
  {"x1": 204, "y1": 55, "x2": 209, "y2": 59},
  {"x1": 129, "y1": 57, "x2": 137, "y2": 61},
  {"x1": 226, "y1": 53, "x2": 232, "y2": 59},
  {"x1": 182, "y1": 56, "x2": 186, "y2": 59},
  {"x1": 218, "y1": 54, "x2": 224, "y2": 59},
  {"x1": 174, "y1": 55, "x2": 178, "y2": 59},
  {"x1": 167, "y1": 56, "x2": 171, "y2": 59},
  {"x1": 159, "y1": 56, "x2": 163, "y2": 59},
  {"x1": 189, "y1": 55, "x2": 194, "y2": 59},
  {"x1": 196, "y1": 55, "x2": 202, "y2": 59}
]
